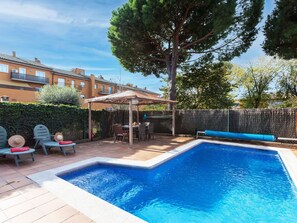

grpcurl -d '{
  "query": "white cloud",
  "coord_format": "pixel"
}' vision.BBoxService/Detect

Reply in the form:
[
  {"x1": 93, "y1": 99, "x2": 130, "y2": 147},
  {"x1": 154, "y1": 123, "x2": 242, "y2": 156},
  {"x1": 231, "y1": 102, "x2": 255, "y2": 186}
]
[
  {"x1": 87, "y1": 48, "x2": 113, "y2": 57},
  {"x1": 0, "y1": 0, "x2": 109, "y2": 28},
  {"x1": 0, "y1": 1, "x2": 70, "y2": 23}
]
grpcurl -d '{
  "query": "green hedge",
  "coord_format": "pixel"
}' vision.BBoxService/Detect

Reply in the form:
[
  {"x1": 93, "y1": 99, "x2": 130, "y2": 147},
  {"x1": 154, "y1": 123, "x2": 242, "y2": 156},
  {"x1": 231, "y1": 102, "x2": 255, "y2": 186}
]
[{"x1": 0, "y1": 102, "x2": 111, "y2": 146}]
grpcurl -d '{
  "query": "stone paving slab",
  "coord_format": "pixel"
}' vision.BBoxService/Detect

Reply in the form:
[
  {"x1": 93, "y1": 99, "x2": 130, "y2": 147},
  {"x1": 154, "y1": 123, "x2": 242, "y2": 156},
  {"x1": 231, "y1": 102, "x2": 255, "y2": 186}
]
[
  {"x1": 1, "y1": 136, "x2": 296, "y2": 223},
  {"x1": 0, "y1": 136, "x2": 193, "y2": 223}
]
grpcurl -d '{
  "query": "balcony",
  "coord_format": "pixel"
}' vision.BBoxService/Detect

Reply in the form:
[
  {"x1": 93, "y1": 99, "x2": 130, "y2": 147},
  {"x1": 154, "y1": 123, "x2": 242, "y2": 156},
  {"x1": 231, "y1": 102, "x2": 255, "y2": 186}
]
[{"x1": 11, "y1": 71, "x2": 49, "y2": 85}]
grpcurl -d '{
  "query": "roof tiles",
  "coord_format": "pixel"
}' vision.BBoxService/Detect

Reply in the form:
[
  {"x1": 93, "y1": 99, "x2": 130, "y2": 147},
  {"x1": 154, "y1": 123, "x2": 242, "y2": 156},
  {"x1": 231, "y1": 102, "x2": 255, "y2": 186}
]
[{"x1": 0, "y1": 53, "x2": 50, "y2": 69}]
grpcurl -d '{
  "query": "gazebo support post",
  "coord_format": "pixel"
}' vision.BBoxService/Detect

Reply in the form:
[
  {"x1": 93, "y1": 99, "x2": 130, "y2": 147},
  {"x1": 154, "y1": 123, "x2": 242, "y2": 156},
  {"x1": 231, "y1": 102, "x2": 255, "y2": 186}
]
[
  {"x1": 85, "y1": 90, "x2": 177, "y2": 144},
  {"x1": 88, "y1": 102, "x2": 92, "y2": 141},
  {"x1": 172, "y1": 103, "x2": 175, "y2": 136},
  {"x1": 136, "y1": 105, "x2": 139, "y2": 124},
  {"x1": 129, "y1": 100, "x2": 133, "y2": 145}
]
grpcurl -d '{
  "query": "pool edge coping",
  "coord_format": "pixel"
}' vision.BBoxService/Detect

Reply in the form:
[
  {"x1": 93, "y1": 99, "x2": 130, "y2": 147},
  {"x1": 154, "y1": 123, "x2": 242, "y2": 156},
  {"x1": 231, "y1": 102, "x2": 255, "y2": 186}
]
[{"x1": 28, "y1": 139, "x2": 297, "y2": 223}]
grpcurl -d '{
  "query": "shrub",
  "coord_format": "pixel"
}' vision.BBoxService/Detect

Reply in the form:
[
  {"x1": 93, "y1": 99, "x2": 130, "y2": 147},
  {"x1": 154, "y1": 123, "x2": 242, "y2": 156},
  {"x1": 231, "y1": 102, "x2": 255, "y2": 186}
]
[
  {"x1": 0, "y1": 102, "x2": 112, "y2": 145},
  {"x1": 38, "y1": 85, "x2": 81, "y2": 106}
]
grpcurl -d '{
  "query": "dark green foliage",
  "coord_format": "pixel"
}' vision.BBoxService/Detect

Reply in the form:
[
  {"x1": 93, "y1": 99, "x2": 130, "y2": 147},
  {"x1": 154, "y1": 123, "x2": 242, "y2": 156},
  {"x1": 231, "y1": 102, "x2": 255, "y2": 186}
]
[
  {"x1": 38, "y1": 85, "x2": 81, "y2": 106},
  {"x1": 163, "y1": 60, "x2": 234, "y2": 109},
  {"x1": 108, "y1": 0, "x2": 264, "y2": 100},
  {"x1": 263, "y1": 0, "x2": 297, "y2": 59},
  {"x1": 0, "y1": 103, "x2": 109, "y2": 145}
]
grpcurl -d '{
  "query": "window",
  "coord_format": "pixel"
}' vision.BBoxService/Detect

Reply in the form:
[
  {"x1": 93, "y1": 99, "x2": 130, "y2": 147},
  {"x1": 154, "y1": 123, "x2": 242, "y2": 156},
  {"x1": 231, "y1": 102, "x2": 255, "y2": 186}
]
[
  {"x1": 19, "y1": 68, "x2": 26, "y2": 74},
  {"x1": 101, "y1": 85, "x2": 105, "y2": 92},
  {"x1": 0, "y1": 64, "x2": 8, "y2": 73},
  {"x1": 57, "y1": 78, "x2": 65, "y2": 87},
  {"x1": 71, "y1": 80, "x2": 75, "y2": 88},
  {"x1": 80, "y1": 82, "x2": 85, "y2": 88},
  {"x1": 94, "y1": 84, "x2": 97, "y2": 89},
  {"x1": 36, "y1": 71, "x2": 45, "y2": 77},
  {"x1": 108, "y1": 86, "x2": 113, "y2": 94}
]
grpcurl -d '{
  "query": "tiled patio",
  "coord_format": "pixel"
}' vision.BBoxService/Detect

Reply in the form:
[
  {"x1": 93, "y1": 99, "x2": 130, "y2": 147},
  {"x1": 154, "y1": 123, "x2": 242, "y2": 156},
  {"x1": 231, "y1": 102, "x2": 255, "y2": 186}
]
[{"x1": 0, "y1": 135, "x2": 193, "y2": 223}]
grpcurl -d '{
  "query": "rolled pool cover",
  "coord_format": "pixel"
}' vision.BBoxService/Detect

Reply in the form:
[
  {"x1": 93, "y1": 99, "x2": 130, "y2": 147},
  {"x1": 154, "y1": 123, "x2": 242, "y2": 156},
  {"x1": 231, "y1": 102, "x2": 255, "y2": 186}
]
[{"x1": 204, "y1": 130, "x2": 276, "y2": 142}]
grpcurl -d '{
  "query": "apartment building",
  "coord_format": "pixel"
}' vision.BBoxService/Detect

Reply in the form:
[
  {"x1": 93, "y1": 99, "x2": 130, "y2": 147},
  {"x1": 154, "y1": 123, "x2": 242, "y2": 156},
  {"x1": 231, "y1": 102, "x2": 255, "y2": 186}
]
[{"x1": 0, "y1": 52, "x2": 159, "y2": 110}]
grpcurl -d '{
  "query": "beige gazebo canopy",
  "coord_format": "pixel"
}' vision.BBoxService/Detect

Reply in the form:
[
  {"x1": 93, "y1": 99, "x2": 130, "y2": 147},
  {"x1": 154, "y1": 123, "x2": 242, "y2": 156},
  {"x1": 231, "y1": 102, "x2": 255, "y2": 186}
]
[{"x1": 85, "y1": 90, "x2": 177, "y2": 145}]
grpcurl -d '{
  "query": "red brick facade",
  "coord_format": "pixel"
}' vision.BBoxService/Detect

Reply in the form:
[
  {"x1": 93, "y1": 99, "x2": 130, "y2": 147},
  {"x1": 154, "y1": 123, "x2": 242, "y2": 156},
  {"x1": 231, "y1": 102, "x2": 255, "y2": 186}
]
[{"x1": 0, "y1": 52, "x2": 159, "y2": 110}]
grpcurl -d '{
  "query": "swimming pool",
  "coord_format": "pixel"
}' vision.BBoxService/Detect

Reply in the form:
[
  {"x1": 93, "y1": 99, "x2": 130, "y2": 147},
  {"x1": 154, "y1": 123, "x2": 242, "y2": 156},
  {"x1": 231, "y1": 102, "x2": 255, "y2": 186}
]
[{"x1": 59, "y1": 142, "x2": 297, "y2": 223}]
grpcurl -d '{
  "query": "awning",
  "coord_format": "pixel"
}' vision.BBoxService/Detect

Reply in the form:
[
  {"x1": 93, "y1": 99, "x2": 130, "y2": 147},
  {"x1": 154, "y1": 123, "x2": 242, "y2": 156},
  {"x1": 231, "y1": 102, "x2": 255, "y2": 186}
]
[
  {"x1": 85, "y1": 90, "x2": 177, "y2": 105},
  {"x1": 85, "y1": 90, "x2": 177, "y2": 146}
]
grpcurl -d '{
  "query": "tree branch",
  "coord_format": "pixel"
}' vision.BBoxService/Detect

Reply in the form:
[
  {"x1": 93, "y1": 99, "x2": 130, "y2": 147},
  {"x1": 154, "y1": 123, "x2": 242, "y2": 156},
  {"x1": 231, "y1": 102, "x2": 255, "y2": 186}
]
[
  {"x1": 141, "y1": 56, "x2": 167, "y2": 63},
  {"x1": 176, "y1": 5, "x2": 193, "y2": 33},
  {"x1": 180, "y1": 31, "x2": 214, "y2": 50},
  {"x1": 146, "y1": 34, "x2": 167, "y2": 58},
  {"x1": 180, "y1": 35, "x2": 241, "y2": 63}
]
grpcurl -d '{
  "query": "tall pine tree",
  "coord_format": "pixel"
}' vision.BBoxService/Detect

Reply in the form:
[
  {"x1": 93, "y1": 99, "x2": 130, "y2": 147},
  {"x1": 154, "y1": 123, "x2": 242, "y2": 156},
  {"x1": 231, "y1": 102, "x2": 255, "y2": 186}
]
[
  {"x1": 263, "y1": 0, "x2": 297, "y2": 59},
  {"x1": 108, "y1": 0, "x2": 263, "y2": 102}
]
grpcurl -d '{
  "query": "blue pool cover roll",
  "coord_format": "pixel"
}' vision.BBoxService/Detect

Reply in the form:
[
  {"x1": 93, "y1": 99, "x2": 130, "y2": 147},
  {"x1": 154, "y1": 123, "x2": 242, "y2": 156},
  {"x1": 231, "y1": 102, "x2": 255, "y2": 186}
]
[{"x1": 204, "y1": 130, "x2": 276, "y2": 142}]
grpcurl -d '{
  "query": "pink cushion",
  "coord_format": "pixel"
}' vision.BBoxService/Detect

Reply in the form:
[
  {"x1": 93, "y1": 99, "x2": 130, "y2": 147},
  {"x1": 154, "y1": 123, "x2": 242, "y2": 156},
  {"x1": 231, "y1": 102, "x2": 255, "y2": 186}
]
[
  {"x1": 59, "y1": 141, "x2": 73, "y2": 145},
  {"x1": 10, "y1": 147, "x2": 30, "y2": 153}
]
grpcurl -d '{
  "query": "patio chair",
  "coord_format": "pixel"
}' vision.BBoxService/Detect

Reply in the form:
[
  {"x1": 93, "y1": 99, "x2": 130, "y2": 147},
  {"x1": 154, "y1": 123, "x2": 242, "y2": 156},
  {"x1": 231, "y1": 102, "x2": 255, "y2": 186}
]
[
  {"x1": 113, "y1": 124, "x2": 129, "y2": 143},
  {"x1": 138, "y1": 123, "x2": 146, "y2": 141},
  {"x1": 0, "y1": 126, "x2": 35, "y2": 166},
  {"x1": 33, "y1": 124, "x2": 76, "y2": 156}
]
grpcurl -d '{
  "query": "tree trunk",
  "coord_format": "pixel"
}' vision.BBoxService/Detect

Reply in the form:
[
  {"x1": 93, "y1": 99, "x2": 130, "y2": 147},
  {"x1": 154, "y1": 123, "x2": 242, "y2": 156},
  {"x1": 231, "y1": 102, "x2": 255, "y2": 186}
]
[
  {"x1": 166, "y1": 56, "x2": 177, "y2": 110},
  {"x1": 166, "y1": 33, "x2": 179, "y2": 109},
  {"x1": 168, "y1": 67, "x2": 177, "y2": 101}
]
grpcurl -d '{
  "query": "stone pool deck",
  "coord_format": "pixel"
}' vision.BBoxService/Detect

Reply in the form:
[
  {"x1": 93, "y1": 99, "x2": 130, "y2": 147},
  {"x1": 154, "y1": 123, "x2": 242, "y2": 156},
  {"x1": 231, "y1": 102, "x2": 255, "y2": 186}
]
[
  {"x1": 1, "y1": 136, "x2": 297, "y2": 223},
  {"x1": 0, "y1": 136, "x2": 193, "y2": 223}
]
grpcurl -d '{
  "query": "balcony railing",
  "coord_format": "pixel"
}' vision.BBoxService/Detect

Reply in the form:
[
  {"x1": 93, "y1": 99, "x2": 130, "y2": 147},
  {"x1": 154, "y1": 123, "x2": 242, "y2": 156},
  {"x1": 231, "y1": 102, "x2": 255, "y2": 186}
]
[{"x1": 11, "y1": 71, "x2": 49, "y2": 84}]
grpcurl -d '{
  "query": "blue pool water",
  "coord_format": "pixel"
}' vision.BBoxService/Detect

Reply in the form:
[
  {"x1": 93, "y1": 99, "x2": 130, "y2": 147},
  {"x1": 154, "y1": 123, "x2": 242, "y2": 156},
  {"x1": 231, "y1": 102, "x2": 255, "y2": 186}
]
[{"x1": 60, "y1": 143, "x2": 297, "y2": 222}]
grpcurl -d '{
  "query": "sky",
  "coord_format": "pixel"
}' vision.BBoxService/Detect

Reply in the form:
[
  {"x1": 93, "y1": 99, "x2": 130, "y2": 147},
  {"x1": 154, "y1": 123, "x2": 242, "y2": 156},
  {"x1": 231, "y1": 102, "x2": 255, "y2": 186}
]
[{"x1": 0, "y1": 0, "x2": 275, "y2": 94}]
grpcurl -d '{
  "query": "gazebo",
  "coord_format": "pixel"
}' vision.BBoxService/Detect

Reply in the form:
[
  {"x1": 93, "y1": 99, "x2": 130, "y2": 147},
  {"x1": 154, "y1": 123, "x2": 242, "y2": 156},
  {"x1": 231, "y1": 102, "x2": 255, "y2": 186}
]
[{"x1": 85, "y1": 90, "x2": 177, "y2": 145}]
